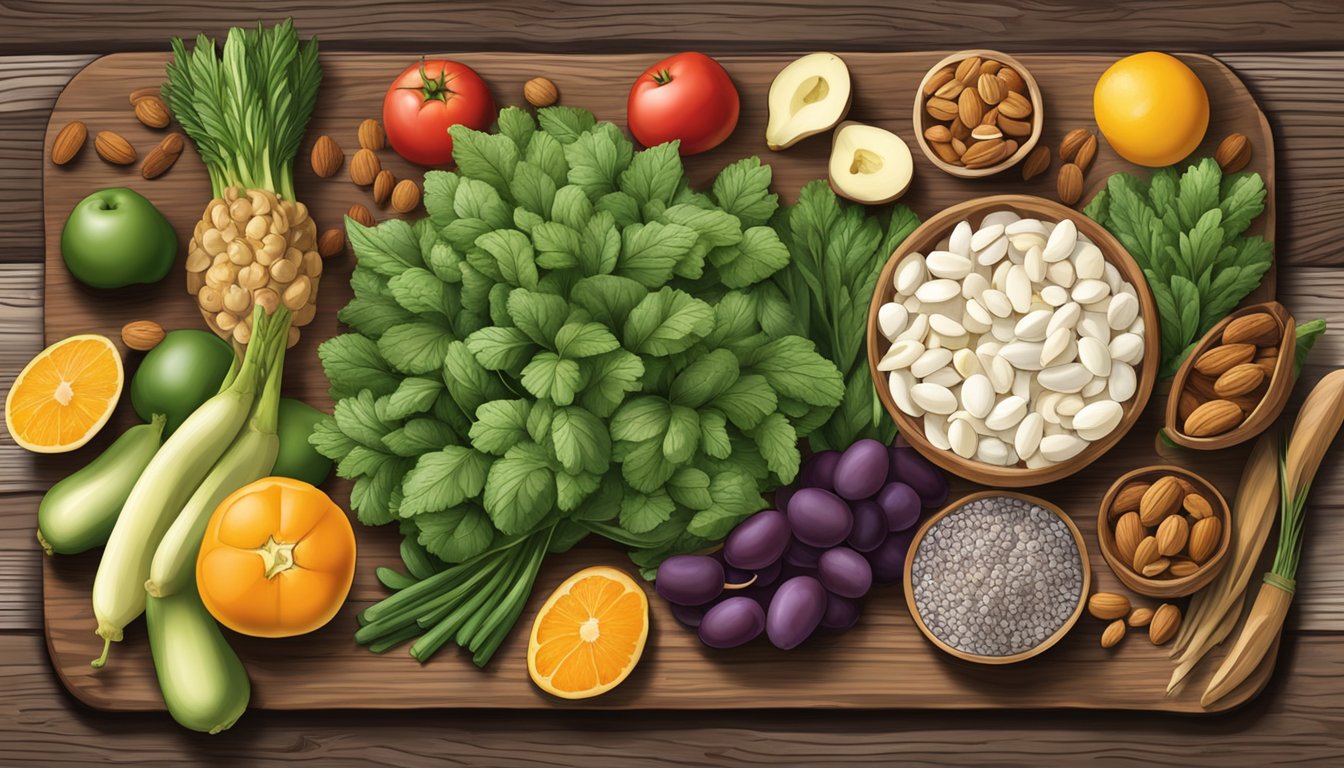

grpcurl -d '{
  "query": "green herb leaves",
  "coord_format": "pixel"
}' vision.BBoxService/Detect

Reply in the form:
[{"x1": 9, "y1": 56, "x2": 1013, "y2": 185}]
[{"x1": 1085, "y1": 158, "x2": 1273, "y2": 376}]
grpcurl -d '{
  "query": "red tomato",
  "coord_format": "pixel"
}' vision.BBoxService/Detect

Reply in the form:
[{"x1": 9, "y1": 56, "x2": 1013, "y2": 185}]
[
  {"x1": 627, "y1": 52, "x2": 739, "y2": 156},
  {"x1": 383, "y1": 60, "x2": 495, "y2": 167}
]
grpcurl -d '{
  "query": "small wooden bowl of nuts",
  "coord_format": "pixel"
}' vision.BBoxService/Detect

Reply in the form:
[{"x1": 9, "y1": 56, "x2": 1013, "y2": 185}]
[
  {"x1": 913, "y1": 50, "x2": 1044, "y2": 178},
  {"x1": 1165, "y1": 301, "x2": 1296, "y2": 450},
  {"x1": 1096, "y1": 466, "x2": 1231, "y2": 599}
]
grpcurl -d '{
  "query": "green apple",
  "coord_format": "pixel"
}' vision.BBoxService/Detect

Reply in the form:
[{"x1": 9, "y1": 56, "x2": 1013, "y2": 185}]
[{"x1": 61, "y1": 187, "x2": 177, "y2": 289}]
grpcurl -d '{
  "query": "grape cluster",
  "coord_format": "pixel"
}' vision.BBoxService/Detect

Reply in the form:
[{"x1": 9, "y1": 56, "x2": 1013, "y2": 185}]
[{"x1": 655, "y1": 440, "x2": 949, "y2": 649}]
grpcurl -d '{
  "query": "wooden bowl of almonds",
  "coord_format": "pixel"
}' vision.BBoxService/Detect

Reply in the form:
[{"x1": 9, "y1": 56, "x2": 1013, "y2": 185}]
[
  {"x1": 1096, "y1": 466, "x2": 1231, "y2": 599},
  {"x1": 1165, "y1": 301, "x2": 1296, "y2": 450},
  {"x1": 913, "y1": 50, "x2": 1044, "y2": 178}
]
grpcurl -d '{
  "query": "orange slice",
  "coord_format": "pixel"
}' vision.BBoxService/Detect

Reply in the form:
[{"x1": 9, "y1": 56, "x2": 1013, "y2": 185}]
[
  {"x1": 5, "y1": 334, "x2": 123, "y2": 453},
  {"x1": 528, "y1": 565, "x2": 649, "y2": 700}
]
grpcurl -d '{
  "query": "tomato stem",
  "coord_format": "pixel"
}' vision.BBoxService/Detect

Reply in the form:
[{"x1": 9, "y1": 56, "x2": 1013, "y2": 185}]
[
  {"x1": 651, "y1": 68, "x2": 674, "y2": 86},
  {"x1": 414, "y1": 59, "x2": 458, "y2": 104}
]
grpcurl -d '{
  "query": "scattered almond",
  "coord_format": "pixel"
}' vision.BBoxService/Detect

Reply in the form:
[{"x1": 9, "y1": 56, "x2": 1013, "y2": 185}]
[
  {"x1": 1183, "y1": 493, "x2": 1214, "y2": 520},
  {"x1": 121, "y1": 320, "x2": 165, "y2": 352},
  {"x1": 1184, "y1": 399, "x2": 1245, "y2": 437},
  {"x1": 1188, "y1": 516, "x2": 1221, "y2": 563},
  {"x1": 94, "y1": 131, "x2": 136, "y2": 165},
  {"x1": 1114, "y1": 511, "x2": 1145, "y2": 565},
  {"x1": 524, "y1": 77, "x2": 560, "y2": 108},
  {"x1": 357, "y1": 119, "x2": 386, "y2": 151},
  {"x1": 998, "y1": 67, "x2": 1026, "y2": 93},
  {"x1": 955, "y1": 56, "x2": 982, "y2": 85},
  {"x1": 925, "y1": 97, "x2": 959, "y2": 122},
  {"x1": 976, "y1": 73, "x2": 1005, "y2": 105},
  {"x1": 1132, "y1": 535, "x2": 1159, "y2": 573},
  {"x1": 140, "y1": 132, "x2": 185, "y2": 179},
  {"x1": 128, "y1": 86, "x2": 161, "y2": 105},
  {"x1": 1074, "y1": 134, "x2": 1098, "y2": 172},
  {"x1": 391, "y1": 179, "x2": 421, "y2": 213},
  {"x1": 1021, "y1": 146, "x2": 1050, "y2": 181},
  {"x1": 1101, "y1": 620, "x2": 1126, "y2": 649},
  {"x1": 1149, "y1": 603, "x2": 1181, "y2": 645},
  {"x1": 998, "y1": 91, "x2": 1032, "y2": 120},
  {"x1": 1088, "y1": 592, "x2": 1131, "y2": 620},
  {"x1": 1113, "y1": 481, "x2": 1150, "y2": 515},
  {"x1": 961, "y1": 139, "x2": 1005, "y2": 169},
  {"x1": 957, "y1": 88, "x2": 985, "y2": 128},
  {"x1": 134, "y1": 96, "x2": 171, "y2": 129},
  {"x1": 1214, "y1": 363, "x2": 1266, "y2": 398},
  {"x1": 998, "y1": 116, "x2": 1033, "y2": 138},
  {"x1": 1169, "y1": 559, "x2": 1200, "y2": 578},
  {"x1": 373, "y1": 169, "x2": 396, "y2": 206},
  {"x1": 318, "y1": 228, "x2": 346, "y2": 258},
  {"x1": 1059, "y1": 128, "x2": 1090, "y2": 162},
  {"x1": 51, "y1": 121, "x2": 87, "y2": 166},
  {"x1": 1222, "y1": 312, "x2": 1279, "y2": 346},
  {"x1": 350, "y1": 148, "x2": 380, "y2": 186},
  {"x1": 1056, "y1": 163, "x2": 1083, "y2": 205},
  {"x1": 1194, "y1": 343, "x2": 1256, "y2": 376},
  {"x1": 923, "y1": 67, "x2": 955, "y2": 96},
  {"x1": 1156, "y1": 515, "x2": 1190, "y2": 557},
  {"x1": 924, "y1": 125, "x2": 953, "y2": 143},
  {"x1": 1215, "y1": 132, "x2": 1251, "y2": 174},
  {"x1": 311, "y1": 135, "x2": 344, "y2": 178},
  {"x1": 934, "y1": 80, "x2": 965, "y2": 101},
  {"x1": 1139, "y1": 476, "x2": 1183, "y2": 527},
  {"x1": 1127, "y1": 607, "x2": 1154, "y2": 627},
  {"x1": 347, "y1": 203, "x2": 376, "y2": 228},
  {"x1": 1142, "y1": 558, "x2": 1171, "y2": 577}
]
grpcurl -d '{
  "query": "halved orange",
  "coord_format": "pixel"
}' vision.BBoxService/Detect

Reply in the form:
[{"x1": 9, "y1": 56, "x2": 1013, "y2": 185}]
[
  {"x1": 528, "y1": 565, "x2": 649, "y2": 700},
  {"x1": 5, "y1": 334, "x2": 123, "y2": 453}
]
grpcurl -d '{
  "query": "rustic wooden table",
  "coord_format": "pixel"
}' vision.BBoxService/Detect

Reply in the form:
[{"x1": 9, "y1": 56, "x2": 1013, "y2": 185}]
[{"x1": 2, "y1": 3, "x2": 1343, "y2": 765}]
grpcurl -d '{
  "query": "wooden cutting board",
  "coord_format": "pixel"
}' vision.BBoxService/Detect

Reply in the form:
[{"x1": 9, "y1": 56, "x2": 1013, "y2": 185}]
[{"x1": 40, "y1": 51, "x2": 1277, "y2": 712}]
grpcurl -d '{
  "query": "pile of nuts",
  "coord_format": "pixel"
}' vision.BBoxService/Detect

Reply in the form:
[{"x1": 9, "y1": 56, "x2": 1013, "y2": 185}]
[
  {"x1": 50, "y1": 86, "x2": 185, "y2": 180},
  {"x1": 877, "y1": 212, "x2": 1146, "y2": 468},
  {"x1": 1088, "y1": 591, "x2": 1182, "y2": 648},
  {"x1": 920, "y1": 54, "x2": 1036, "y2": 170},
  {"x1": 1177, "y1": 310, "x2": 1283, "y2": 437},
  {"x1": 1107, "y1": 473, "x2": 1222, "y2": 580},
  {"x1": 1022, "y1": 127, "x2": 1099, "y2": 207}
]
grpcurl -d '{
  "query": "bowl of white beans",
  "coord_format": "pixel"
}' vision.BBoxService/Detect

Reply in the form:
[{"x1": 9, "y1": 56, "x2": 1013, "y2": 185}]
[{"x1": 866, "y1": 195, "x2": 1159, "y2": 487}]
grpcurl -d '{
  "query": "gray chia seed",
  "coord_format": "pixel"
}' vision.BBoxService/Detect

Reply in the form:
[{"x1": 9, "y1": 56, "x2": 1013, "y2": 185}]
[{"x1": 911, "y1": 495, "x2": 1083, "y2": 657}]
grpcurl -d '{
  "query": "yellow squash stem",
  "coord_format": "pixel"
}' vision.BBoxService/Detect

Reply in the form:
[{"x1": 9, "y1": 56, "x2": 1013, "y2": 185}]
[{"x1": 1201, "y1": 575, "x2": 1294, "y2": 706}]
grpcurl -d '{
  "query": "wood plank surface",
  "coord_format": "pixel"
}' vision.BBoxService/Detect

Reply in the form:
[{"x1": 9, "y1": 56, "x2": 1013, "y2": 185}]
[{"x1": 37, "y1": 51, "x2": 1278, "y2": 713}]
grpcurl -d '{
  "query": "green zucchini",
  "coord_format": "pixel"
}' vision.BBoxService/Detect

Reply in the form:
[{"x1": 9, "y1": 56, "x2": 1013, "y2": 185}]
[
  {"x1": 145, "y1": 583, "x2": 250, "y2": 734},
  {"x1": 37, "y1": 414, "x2": 166, "y2": 555}
]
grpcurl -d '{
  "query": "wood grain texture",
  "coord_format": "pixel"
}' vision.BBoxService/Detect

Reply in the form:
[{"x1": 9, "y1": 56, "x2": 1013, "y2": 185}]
[
  {"x1": 36, "y1": 52, "x2": 1281, "y2": 713},
  {"x1": 0, "y1": 1, "x2": 1341, "y2": 52}
]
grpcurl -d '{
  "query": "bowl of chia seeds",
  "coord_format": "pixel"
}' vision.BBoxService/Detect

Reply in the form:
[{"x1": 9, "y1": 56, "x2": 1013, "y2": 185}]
[{"x1": 903, "y1": 491, "x2": 1090, "y2": 664}]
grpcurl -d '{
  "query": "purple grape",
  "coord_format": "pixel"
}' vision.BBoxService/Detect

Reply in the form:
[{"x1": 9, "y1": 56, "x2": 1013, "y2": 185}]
[
  {"x1": 817, "y1": 547, "x2": 873, "y2": 598},
  {"x1": 670, "y1": 602, "x2": 706, "y2": 628},
  {"x1": 889, "y1": 446, "x2": 949, "y2": 507},
  {"x1": 876, "y1": 481, "x2": 922, "y2": 532},
  {"x1": 867, "y1": 529, "x2": 917, "y2": 584},
  {"x1": 698, "y1": 597, "x2": 766, "y2": 648},
  {"x1": 787, "y1": 488, "x2": 853, "y2": 547},
  {"x1": 846, "y1": 499, "x2": 887, "y2": 553},
  {"x1": 820, "y1": 593, "x2": 861, "y2": 631},
  {"x1": 766, "y1": 576, "x2": 827, "y2": 650},
  {"x1": 724, "y1": 509, "x2": 791, "y2": 570},
  {"x1": 656, "y1": 555, "x2": 725, "y2": 606},
  {"x1": 783, "y1": 538, "x2": 824, "y2": 569},
  {"x1": 799, "y1": 450, "x2": 841, "y2": 491},
  {"x1": 773, "y1": 485, "x2": 796, "y2": 514},
  {"x1": 752, "y1": 558, "x2": 783, "y2": 587},
  {"x1": 832, "y1": 439, "x2": 890, "y2": 500}
]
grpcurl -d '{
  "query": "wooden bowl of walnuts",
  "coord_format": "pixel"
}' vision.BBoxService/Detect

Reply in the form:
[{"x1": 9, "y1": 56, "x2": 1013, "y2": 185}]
[
  {"x1": 1096, "y1": 465, "x2": 1231, "y2": 599},
  {"x1": 913, "y1": 50, "x2": 1044, "y2": 179}
]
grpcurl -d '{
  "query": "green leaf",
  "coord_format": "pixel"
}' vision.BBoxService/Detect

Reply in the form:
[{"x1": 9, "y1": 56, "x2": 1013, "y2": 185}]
[
  {"x1": 620, "y1": 142, "x2": 683, "y2": 208},
  {"x1": 536, "y1": 106, "x2": 596, "y2": 145},
  {"x1": 527, "y1": 133, "x2": 569, "y2": 188},
  {"x1": 578, "y1": 211, "x2": 621, "y2": 276},
  {"x1": 1170, "y1": 275, "x2": 1202, "y2": 351},
  {"x1": 336, "y1": 444, "x2": 395, "y2": 481},
  {"x1": 751, "y1": 411, "x2": 800, "y2": 483},
  {"x1": 476, "y1": 229, "x2": 538, "y2": 290},
  {"x1": 309, "y1": 416, "x2": 357, "y2": 461},
  {"x1": 496, "y1": 106, "x2": 536, "y2": 152},
  {"x1": 1178, "y1": 208, "x2": 1224, "y2": 281},
  {"x1": 465, "y1": 326, "x2": 535, "y2": 372},
  {"x1": 521, "y1": 352, "x2": 583, "y2": 405},
  {"x1": 382, "y1": 418, "x2": 458, "y2": 457},
  {"x1": 620, "y1": 489, "x2": 676, "y2": 534},
  {"x1": 556, "y1": 471, "x2": 603, "y2": 513},
  {"x1": 667, "y1": 467, "x2": 713, "y2": 510},
  {"x1": 423, "y1": 170, "x2": 460, "y2": 228},
  {"x1": 1175, "y1": 157, "x2": 1222, "y2": 231},
  {"x1": 443, "y1": 340, "x2": 508, "y2": 414},
  {"x1": 745, "y1": 336, "x2": 845, "y2": 407},
  {"x1": 711, "y1": 373, "x2": 777, "y2": 429},
  {"x1": 453, "y1": 178, "x2": 511, "y2": 229},
  {"x1": 378, "y1": 322, "x2": 452, "y2": 375},
  {"x1": 449, "y1": 124, "x2": 519, "y2": 198},
  {"x1": 387, "y1": 267, "x2": 452, "y2": 317},
  {"x1": 610, "y1": 396, "x2": 670, "y2": 443},
  {"x1": 399, "y1": 446, "x2": 491, "y2": 517},
  {"x1": 699, "y1": 409, "x2": 732, "y2": 459},
  {"x1": 579, "y1": 350, "x2": 645, "y2": 418},
  {"x1": 347, "y1": 218, "x2": 424, "y2": 277},
  {"x1": 623, "y1": 287, "x2": 714, "y2": 356},
  {"x1": 416, "y1": 504, "x2": 494, "y2": 563},
  {"x1": 510, "y1": 160, "x2": 558, "y2": 217},
  {"x1": 530, "y1": 221, "x2": 582, "y2": 270},
  {"x1": 596, "y1": 191, "x2": 641, "y2": 228},
  {"x1": 550, "y1": 405, "x2": 611, "y2": 475},
  {"x1": 712, "y1": 156, "x2": 778, "y2": 228},
  {"x1": 687, "y1": 468, "x2": 767, "y2": 539},
  {"x1": 469, "y1": 399, "x2": 531, "y2": 455},
  {"x1": 569, "y1": 275, "x2": 647, "y2": 330},
  {"x1": 659, "y1": 204, "x2": 742, "y2": 249},
  {"x1": 483, "y1": 443, "x2": 555, "y2": 535},
  {"x1": 334, "y1": 390, "x2": 397, "y2": 450},
  {"x1": 554, "y1": 322, "x2": 621, "y2": 358},
  {"x1": 617, "y1": 221, "x2": 698, "y2": 288},
  {"x1": 383, "y1": 376, "x2": 444, "y2": 420},
  {"x1": 669, "y1": 347, "x2": 740, "y2": 407},
  {"x1": 719, "y1": 226, "x2": 792, "y2": 288},
  {"x1": 506, "y1": 288, "x2": 568, "y2": 347},
  {"x1": 1219, "y1": 171, "x2": 1267, "y2": 237},
  {"x1": 318, "y1": 334, "x2": 400, "y2": 398},
  {"x1": 564, "y1": 123, "x2": 633, "y2": 199},
  {"x1": 351, "y1": 457, "x2": 411, "y2": 526},
  {"x1": 1295, "y1": 319, "x2": 1327, "y2": 378},
  {"x1": 662, "y1": 405, "x2": 700, "y2": 464}
]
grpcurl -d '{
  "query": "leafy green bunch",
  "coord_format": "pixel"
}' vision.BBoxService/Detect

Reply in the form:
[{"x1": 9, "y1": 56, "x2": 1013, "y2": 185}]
[
  {"x1": 313, "y1": 106, "x2": 844, "y2": 662},
  {"x1": 1084, "y1": 157, "x2": 1272, "y2": 376}
]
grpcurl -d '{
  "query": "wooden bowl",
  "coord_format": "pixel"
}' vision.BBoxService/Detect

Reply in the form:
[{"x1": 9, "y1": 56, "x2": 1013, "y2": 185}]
[
  {"x1": 912, "y1": 50, "x2": 1044, "y2": 178},
  {"x1": 904, "y1": 491, "x2": 1091, "y2": 665},
  {"x1": 866, "y1": 195, "x2": 1160, "y2": 487},
  {"x1": 1096, "y1": 465, "x2": 1232, "y2": 599},
  {"x1": 1165, "y1": 301, "x2": 1296, "y2": 451}
]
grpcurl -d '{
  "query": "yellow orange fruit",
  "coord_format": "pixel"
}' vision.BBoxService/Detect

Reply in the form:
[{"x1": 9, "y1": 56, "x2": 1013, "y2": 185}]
[
  {"x1": 528, "y1": 566, "x2": 649, "y2": 700},
  {"x1": 1093, "y1": 52, "x2": 1209, "y2": 167},
  {"x1": 5, "y1": 334, "x2": 123, "y2": 453}
]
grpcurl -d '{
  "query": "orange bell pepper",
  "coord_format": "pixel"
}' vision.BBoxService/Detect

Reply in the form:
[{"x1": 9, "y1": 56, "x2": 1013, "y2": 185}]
[{"x1": 196, "y1": 476, "x2": 356, "y2": 638}]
